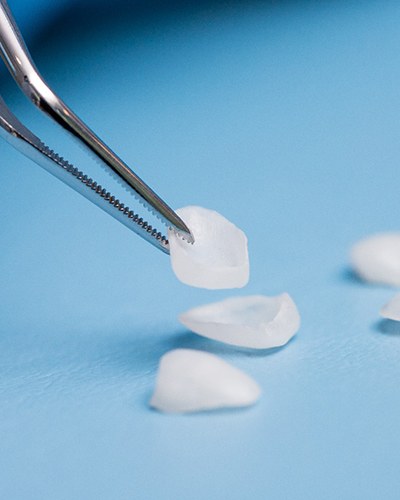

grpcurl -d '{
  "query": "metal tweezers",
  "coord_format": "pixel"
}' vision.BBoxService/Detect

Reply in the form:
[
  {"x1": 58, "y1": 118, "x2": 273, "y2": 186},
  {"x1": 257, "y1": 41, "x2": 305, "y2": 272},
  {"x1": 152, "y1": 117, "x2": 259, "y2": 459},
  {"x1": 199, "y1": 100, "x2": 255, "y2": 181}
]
[{"x1": 0, "y1": 0, "x2": 194, "y2": 254}]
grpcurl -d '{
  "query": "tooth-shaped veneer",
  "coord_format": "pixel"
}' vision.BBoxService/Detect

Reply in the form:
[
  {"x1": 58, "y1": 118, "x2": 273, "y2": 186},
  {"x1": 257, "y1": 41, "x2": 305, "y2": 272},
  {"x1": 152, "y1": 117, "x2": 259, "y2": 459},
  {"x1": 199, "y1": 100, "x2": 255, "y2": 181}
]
[
  {"x1": 179, "y1": 294, "x2": 300, "y2": 349},
  {"x1": 168, "y1": 206, "x2": 249, "y2": 289},
  {"x1": 351, "y1": 233, "x2": 400, "y2": 286},
  {"x1": 150, "y1": 349, "x2": 261, "y2": 413}
]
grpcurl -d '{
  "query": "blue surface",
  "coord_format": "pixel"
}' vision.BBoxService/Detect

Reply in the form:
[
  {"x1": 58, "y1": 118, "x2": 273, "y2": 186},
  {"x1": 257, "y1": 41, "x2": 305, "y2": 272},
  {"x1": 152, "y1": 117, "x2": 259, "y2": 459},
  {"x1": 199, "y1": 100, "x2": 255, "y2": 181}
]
[
  {"x1": 1, "y1": 1, "x2": 400, "y2": 498},
  {"x1": 6, "y1": 0, "x2": 74, "y2": 41}
]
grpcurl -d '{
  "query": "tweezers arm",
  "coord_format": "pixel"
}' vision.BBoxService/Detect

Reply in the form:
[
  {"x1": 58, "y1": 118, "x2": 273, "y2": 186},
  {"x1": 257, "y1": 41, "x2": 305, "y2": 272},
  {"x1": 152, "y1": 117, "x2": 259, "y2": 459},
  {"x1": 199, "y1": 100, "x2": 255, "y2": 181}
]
[
  {"x1": 0, "y1": 94, "x2": 171, "y2": 253},
  {"x1": 0, "y1": 0, "x2": 193, "y2": 241}
]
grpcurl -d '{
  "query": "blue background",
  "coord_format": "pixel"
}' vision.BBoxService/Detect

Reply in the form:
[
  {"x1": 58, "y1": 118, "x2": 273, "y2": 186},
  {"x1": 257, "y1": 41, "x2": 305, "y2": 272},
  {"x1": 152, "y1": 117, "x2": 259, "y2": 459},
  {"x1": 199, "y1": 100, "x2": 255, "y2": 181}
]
[{"x1": 1, "y1": 0, "x2": 400, "y2": 498}]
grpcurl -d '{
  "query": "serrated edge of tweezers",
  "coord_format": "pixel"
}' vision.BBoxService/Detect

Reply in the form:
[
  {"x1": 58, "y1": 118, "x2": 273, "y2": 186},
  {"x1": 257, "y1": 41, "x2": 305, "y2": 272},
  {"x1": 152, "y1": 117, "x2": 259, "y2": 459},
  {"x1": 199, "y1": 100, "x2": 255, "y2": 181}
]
[{"x1": 38, "y1": 142, "x2": 171, "y2": 253}]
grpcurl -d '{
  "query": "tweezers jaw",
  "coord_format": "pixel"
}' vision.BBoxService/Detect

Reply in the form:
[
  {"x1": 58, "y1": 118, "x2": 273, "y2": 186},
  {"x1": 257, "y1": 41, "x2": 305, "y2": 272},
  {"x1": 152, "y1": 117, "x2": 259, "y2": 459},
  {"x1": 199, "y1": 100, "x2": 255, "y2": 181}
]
[
  {"x1": 0, "y1": 0, "x2": 194, "y2": 249},
  {"x1": 0, "y1": 95, "x2": 170, "y2": 253}
]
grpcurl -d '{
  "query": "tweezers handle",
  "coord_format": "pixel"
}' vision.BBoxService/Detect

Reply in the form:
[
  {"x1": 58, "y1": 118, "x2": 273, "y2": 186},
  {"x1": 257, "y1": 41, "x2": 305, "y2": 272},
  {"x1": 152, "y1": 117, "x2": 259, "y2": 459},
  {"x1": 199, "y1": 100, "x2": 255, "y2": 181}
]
[{"x1": 0, "y1": 0, "x2": 192, "y2": 239}]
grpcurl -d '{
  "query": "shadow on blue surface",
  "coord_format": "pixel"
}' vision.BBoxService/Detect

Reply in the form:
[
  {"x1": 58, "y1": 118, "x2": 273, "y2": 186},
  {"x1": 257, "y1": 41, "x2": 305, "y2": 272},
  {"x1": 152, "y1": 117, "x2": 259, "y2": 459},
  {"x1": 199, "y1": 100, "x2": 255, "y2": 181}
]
[
  {"x1": 339, "y1": 267, "x2": 365, "y2": 286},
  {"x1": 339, "y1": 267, "x2": 395, "y2": 290},
  {"x1": 374, "y1": 319, "x2": 400, "y2": 336},
  {"x1": 103, "y1": 328, "x2": 293, "y2": 376},
  {"x1": 163, "y1": 330, "x2": 292, "y2": 357},
  {"x1": 30, "y1": 0, "x2": 340, "y2": 51}
]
